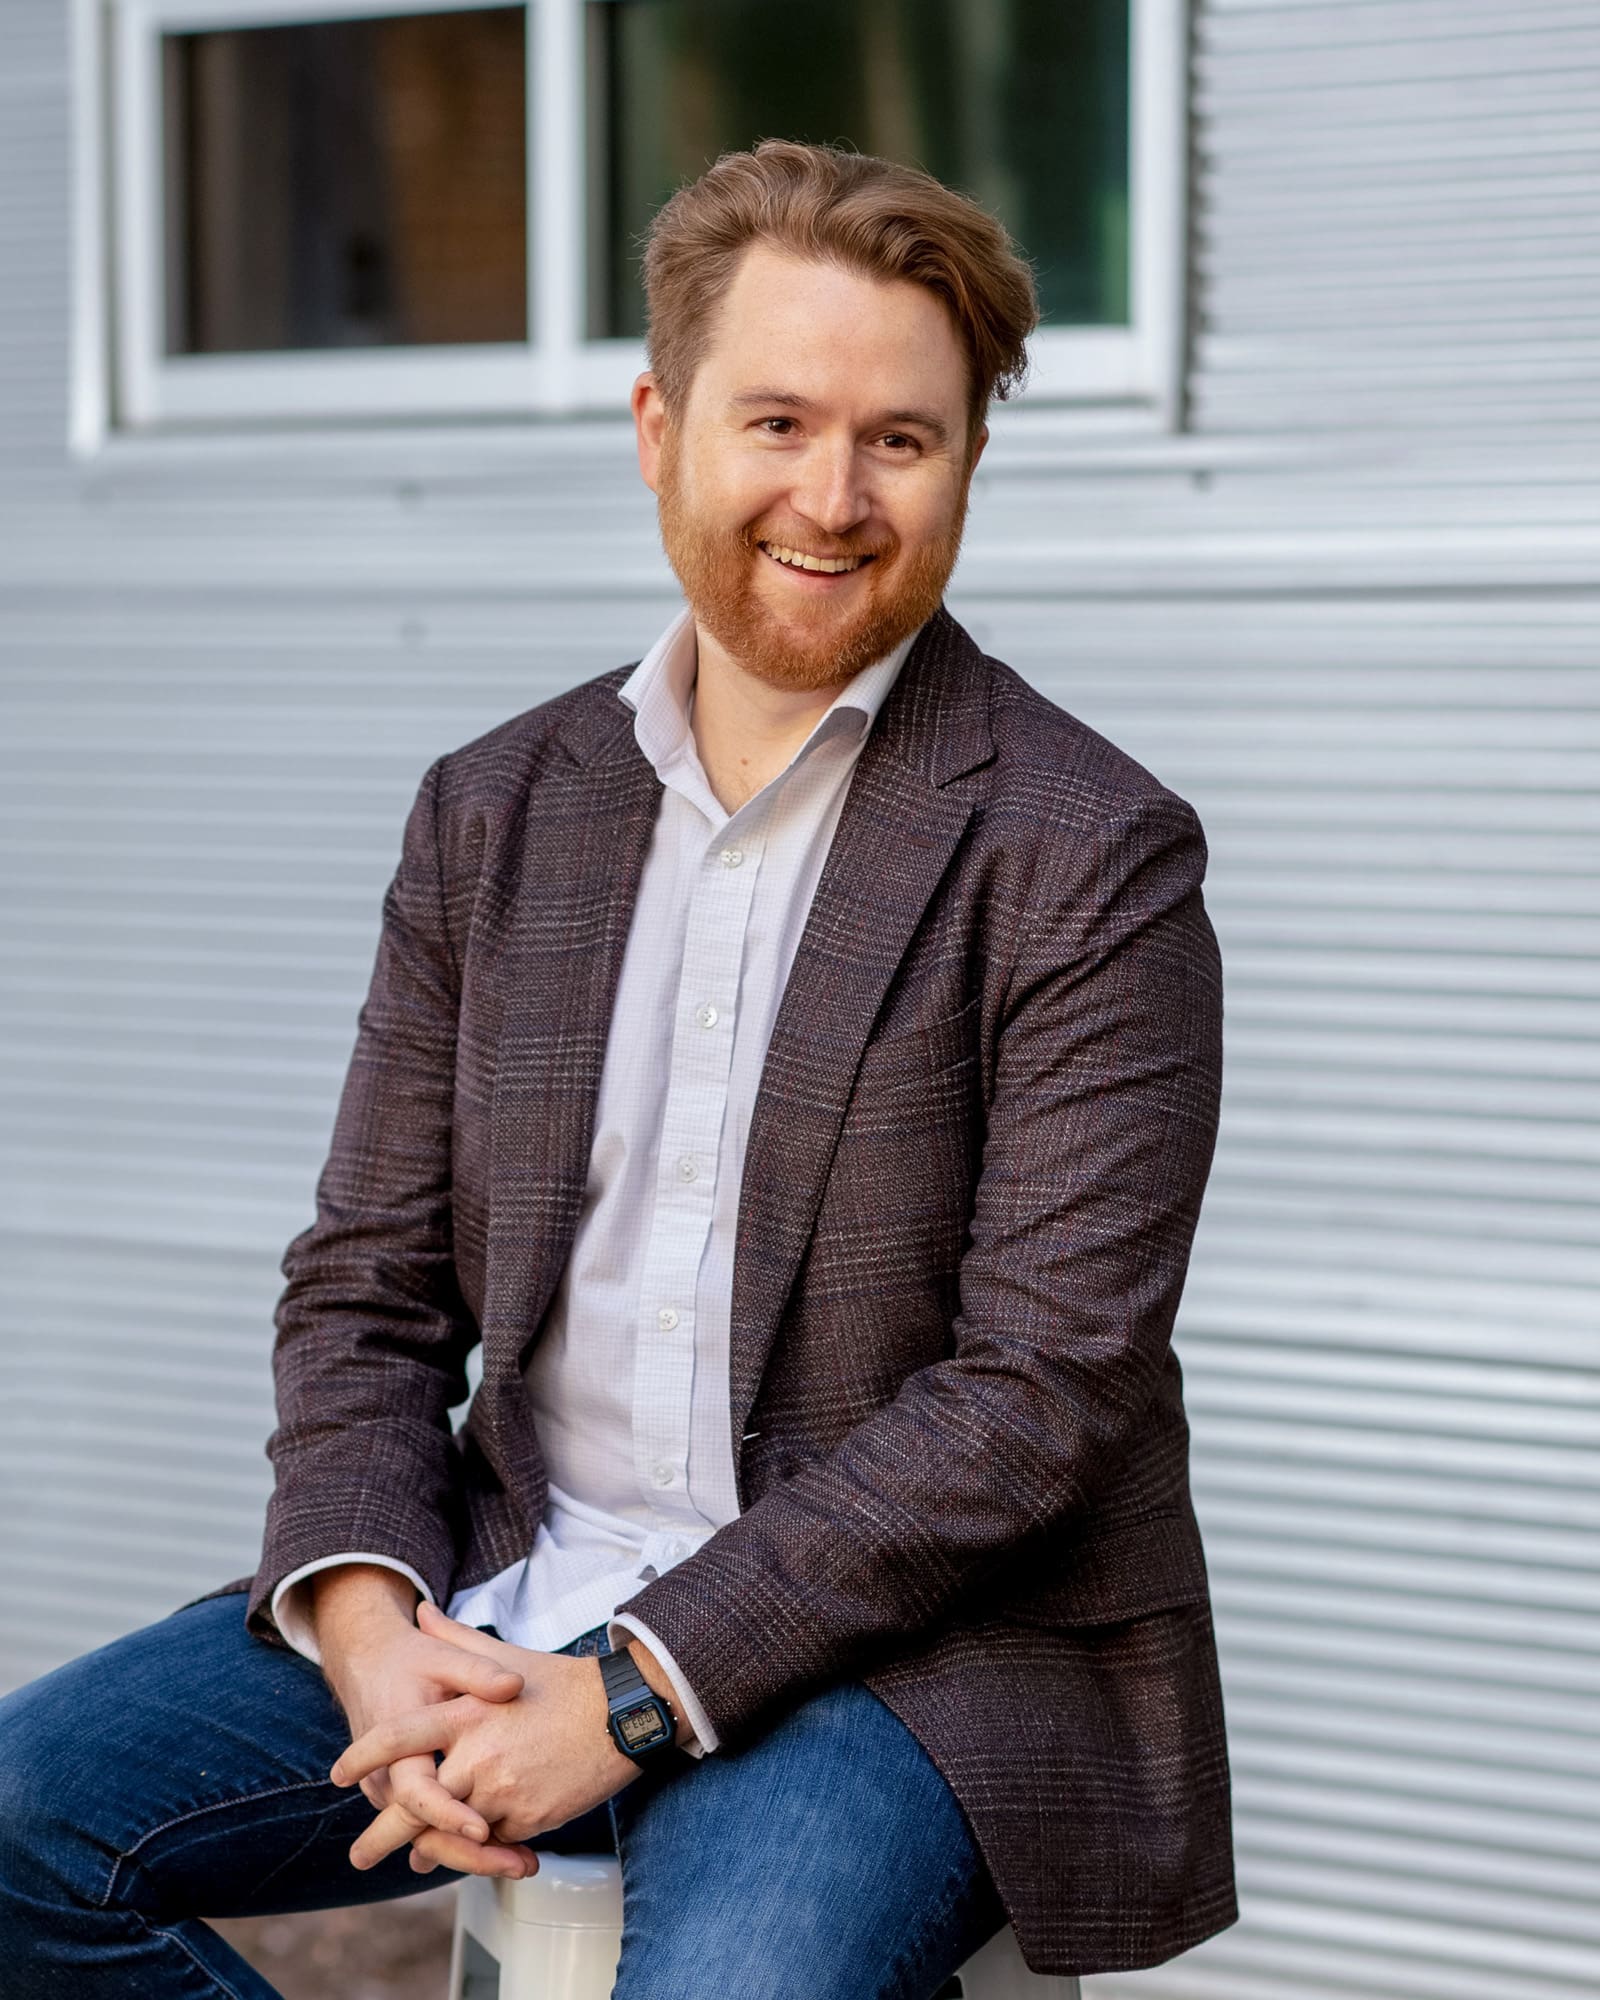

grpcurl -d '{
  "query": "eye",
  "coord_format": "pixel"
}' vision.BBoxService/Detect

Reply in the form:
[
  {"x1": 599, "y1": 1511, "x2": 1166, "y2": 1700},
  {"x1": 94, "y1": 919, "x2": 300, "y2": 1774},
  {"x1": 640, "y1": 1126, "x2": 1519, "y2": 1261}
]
[
  {"x1": 758, "y1": 416, "x2": 796, "y2": 436},
  {"x1": 879, "y1": 432, "x2": 918, "y2": 452}
]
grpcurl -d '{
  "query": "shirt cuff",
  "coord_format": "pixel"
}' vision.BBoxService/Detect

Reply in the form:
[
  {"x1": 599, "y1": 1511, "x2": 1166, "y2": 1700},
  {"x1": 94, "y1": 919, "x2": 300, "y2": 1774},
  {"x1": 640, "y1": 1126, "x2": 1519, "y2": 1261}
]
[
  {"x1": 607, "y1": 1612, "x2": 719, "y2": 1757},
  {"x1": 269, "y1": 1554, "x2": 433, "y2": 1666}
]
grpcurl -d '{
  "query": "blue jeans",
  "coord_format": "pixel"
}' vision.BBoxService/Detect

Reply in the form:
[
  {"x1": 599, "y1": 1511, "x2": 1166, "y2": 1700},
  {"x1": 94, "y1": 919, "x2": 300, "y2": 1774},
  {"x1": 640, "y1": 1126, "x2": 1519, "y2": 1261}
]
[{"x1": 0, "y1": 1596, "x2": 1006, "y2": 1998}]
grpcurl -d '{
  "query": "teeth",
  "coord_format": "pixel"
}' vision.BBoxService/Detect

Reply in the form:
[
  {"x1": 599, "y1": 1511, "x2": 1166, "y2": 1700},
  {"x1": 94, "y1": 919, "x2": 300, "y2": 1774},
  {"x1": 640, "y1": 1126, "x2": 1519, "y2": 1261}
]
[{"x1": 762, "y1": 543, "x2": 864, "y2": 574}]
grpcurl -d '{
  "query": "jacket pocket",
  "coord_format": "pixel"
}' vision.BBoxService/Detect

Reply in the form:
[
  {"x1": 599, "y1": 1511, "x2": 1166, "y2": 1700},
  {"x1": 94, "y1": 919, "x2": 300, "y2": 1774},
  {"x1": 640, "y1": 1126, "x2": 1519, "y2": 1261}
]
[{"x1": 983, "y1": 1511, "x2": 1213, "y2": 1629}]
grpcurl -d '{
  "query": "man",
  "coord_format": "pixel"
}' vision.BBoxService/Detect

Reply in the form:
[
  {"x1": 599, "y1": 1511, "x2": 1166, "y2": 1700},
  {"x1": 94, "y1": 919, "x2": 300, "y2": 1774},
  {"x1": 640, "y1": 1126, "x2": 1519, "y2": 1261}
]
[{"x1": 0, "y1": 141, "x2": 1234, "y2": 1996}]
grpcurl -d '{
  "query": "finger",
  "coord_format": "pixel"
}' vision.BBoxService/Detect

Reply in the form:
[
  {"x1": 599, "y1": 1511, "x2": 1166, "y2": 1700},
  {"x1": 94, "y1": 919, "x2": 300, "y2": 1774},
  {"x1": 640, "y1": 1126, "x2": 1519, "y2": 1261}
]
[
  {"x1": 349, "y1": 1800, "x2": 430, "y2": 1872},
  {"x1": 424, "y1": 1652, "x2": 525, "y2": 1704},
  {"x1": 409, "y1": 1825, "x2": 537, "y2": 1880},
  {"x1": 418, "y1": 1640, "x2": 524, "y2": 1704},
  {"x1": 359, "y1": 1771, "x2": 391, "y2": 1811},
  {"x1": 345, "y1": 1793, "x2": 504, "y2": 1874},
  {"x1": 332, "y1": 1701, "x2": 467, "y2": 1786},
  {"x1": 388, "y1": 1752, "x2": 491, "y2": 1845},
  {"x1": 416, "y1": 1599, "x2": 484, "y2": 1643},
  {"x1": 417, "y1": 1603, "x2": 524, "y2": 1677}
]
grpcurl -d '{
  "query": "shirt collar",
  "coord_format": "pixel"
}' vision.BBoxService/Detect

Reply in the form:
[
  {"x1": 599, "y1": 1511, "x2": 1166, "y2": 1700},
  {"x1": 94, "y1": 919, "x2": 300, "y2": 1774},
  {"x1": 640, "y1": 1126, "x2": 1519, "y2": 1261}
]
[{"x1": 617, "y1": 605, "x2": 918, "y2": 788}]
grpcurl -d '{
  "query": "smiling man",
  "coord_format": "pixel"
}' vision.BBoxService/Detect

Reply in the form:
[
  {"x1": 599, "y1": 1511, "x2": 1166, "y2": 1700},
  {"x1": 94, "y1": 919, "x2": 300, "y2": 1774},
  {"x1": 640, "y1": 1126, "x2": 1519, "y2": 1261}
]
[{"x1": 0, "y1": 142, "x2": 1236, "y2": 1997}]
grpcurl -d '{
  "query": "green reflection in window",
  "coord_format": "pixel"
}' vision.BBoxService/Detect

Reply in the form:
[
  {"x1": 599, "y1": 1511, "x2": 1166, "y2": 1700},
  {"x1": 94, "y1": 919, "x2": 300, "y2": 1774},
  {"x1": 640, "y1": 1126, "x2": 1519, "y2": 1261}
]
[{"x1": 586, "y1": 0, "x2": 1128, "y2": 342}]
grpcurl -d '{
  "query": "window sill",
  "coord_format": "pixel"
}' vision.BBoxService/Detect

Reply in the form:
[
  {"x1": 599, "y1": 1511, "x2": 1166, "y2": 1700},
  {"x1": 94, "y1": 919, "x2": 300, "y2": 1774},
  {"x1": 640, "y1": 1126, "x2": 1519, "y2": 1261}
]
[{"x1": 68, "y1": 398, "x2": 1308, "y2": 497}]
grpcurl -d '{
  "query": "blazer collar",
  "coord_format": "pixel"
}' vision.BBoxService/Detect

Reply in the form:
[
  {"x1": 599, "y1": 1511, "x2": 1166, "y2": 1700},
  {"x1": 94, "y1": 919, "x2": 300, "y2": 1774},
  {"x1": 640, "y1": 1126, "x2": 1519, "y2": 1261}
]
[
  {"x1": 556, "y1": 603, "x2": 995, "y2": 794},
  {"x1": 614, "y1": 605, "x2": 914, "y2": 784}
]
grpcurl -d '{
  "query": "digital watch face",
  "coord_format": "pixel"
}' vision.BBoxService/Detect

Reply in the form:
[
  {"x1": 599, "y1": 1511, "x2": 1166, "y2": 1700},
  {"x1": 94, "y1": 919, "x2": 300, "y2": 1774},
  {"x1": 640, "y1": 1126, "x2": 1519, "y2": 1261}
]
[{"x1": 617, "y1": 1701, "x2": 671, "y2": 1752}]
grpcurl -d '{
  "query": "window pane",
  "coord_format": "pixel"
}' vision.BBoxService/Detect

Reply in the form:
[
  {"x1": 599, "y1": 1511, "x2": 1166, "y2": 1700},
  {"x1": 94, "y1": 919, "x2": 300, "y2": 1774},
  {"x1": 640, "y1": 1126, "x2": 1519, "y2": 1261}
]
[
  {"x1": 585, "y1": 0, "x2": 1128, "y2": 342},
  {"x1": 163, "y1": 9, "x2": 527, "y2": 355}
]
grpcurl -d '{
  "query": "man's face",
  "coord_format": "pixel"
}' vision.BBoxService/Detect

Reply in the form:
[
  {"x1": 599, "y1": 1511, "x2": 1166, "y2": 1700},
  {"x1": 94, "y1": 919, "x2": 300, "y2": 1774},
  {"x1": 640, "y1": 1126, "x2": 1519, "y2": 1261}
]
[{"x1": 635, "y1": 244, "x2": 987, "y2": 694}]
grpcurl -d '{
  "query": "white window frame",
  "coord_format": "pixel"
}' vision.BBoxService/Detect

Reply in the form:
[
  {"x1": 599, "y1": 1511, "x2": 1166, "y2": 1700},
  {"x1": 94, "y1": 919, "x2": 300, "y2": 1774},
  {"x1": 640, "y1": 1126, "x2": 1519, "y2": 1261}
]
[{"x1": 71, "y1": 0, "x2": 1187, "y2": 447}]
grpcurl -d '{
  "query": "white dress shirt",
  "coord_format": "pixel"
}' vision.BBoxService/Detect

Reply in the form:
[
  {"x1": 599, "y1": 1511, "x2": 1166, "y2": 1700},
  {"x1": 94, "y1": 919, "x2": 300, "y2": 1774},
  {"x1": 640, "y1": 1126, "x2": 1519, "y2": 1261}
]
[{"x1": 273, "y1": 605, "x2": 916, "y2": 1753}]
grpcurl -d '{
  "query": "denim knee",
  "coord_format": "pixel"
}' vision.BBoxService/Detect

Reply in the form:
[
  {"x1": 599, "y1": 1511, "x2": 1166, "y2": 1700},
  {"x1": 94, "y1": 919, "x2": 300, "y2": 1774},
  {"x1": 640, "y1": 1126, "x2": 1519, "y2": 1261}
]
[{"x1": 0, "y1": 1670, "x2": 105, "y2": 1910}]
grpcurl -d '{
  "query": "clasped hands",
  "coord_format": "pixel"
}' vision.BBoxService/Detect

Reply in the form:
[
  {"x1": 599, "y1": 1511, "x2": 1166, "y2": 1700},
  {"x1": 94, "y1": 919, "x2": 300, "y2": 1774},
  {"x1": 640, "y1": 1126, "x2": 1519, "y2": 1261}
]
[{"x1": 314, "y1": 1572, "x2": 641, "y2": 1881}]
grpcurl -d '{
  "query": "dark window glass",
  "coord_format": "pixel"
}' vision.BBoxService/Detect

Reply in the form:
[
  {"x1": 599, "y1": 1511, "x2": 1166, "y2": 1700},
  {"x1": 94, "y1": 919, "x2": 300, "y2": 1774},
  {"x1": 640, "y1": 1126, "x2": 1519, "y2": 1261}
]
[
  {"x1": 163, "y1": 9, "x2": 527, "y2": 355},
  {"x1": 585, "y1": 0, "x2": 1128, "y2": 341}
]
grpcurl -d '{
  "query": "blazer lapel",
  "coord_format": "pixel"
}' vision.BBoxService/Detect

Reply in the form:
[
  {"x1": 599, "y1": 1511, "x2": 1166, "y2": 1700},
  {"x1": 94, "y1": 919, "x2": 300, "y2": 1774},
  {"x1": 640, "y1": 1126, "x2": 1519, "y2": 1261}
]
[
  {"x1": 483, "y1": 687, "x2": 661, "y2": 1400},
  {"x1": 728, "y1": 607, "x2": 994, "y2": 1453}
]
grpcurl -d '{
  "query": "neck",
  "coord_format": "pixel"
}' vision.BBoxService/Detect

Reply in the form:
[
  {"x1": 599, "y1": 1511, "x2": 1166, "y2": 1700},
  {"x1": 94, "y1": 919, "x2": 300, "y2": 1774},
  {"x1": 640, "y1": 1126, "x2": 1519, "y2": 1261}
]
[{"x1": 688, "y1": 619, "x2": 853, "y2": 796}]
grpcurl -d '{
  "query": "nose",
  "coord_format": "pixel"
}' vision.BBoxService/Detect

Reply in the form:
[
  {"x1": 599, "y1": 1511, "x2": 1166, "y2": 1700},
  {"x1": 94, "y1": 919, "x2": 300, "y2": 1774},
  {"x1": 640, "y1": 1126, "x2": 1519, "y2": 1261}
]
[{"x1": 790, "y1": 436, "x2": 869, "y2": 542}]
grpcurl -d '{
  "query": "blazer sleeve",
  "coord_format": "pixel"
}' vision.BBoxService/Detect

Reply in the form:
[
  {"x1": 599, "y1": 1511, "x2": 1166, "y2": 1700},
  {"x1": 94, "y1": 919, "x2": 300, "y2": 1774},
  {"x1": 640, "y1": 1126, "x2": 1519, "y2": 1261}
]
[
  {"x1": 613, "y1": 794, "x2": 1224, "y2": 1744},
  {"x1": 247, "y1": 755, "x2": 475, "y2": 1640}
]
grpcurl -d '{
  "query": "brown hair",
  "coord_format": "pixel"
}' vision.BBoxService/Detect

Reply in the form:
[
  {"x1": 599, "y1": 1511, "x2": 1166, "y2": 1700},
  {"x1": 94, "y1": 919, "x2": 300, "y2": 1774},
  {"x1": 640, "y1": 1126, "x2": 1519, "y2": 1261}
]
[{"x1": 642, "y1": 139, "x2": 1039, "y2": 441}]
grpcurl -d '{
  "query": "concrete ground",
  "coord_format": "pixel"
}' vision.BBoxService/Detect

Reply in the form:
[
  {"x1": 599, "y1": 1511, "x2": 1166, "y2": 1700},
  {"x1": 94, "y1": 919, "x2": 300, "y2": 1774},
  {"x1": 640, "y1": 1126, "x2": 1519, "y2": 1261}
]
[{"x1": 208, "y1": 1890, "x2": 457, "y2": 2000}]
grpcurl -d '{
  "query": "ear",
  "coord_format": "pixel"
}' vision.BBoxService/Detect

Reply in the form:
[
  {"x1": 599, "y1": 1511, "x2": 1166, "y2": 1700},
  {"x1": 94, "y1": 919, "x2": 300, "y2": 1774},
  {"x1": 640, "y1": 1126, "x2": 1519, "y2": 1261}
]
[
  {"x1": 633, "y1": 371, "x2": 669, "y2": 493},
  {"x1": 966, "y1": 421, "x2": 990, "y2": 481}
]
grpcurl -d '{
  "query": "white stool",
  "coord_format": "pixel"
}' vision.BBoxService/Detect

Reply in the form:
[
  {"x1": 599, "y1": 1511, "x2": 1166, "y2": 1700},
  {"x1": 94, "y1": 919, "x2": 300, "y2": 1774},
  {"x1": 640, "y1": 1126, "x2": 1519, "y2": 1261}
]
[{"x1": 448, "y1": 1854, "x2": 1081, "y2": 1999}]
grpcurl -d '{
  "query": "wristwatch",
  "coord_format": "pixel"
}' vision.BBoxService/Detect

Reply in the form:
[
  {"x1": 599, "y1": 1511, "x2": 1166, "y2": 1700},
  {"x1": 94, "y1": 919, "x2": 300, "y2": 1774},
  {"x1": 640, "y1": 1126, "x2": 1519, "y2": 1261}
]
[{"x1": 599, "y1": 1645, "x2": 679, "y2": 1769}]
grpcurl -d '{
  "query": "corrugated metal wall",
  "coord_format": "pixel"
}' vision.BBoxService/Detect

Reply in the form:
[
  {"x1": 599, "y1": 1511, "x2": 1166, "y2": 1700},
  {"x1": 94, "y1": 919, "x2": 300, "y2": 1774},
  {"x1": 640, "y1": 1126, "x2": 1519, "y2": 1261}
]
[{"x1": 1, "y1": 2, "x2": 1596, "y2": 1996}]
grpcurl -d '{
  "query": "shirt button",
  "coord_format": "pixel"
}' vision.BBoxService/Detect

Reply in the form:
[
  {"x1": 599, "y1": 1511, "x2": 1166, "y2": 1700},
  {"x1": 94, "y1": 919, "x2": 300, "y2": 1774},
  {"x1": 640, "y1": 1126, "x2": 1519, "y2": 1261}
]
[
  {"x1": 651, "y1": 1462, "x2": 675, "y2": 1488},
  {"x1": 677, "y1": 1156, "x2": 697, "y2": 1182},
  {"x1": 696, "y1": 1003, "x2": 719, "y2": 1029},
  {"x1": 657, "y1": 1306, "x2": 679, "y2": 1329},
  {"x1": 720, "y1": 848, "x2": 744, "y2": 868}
]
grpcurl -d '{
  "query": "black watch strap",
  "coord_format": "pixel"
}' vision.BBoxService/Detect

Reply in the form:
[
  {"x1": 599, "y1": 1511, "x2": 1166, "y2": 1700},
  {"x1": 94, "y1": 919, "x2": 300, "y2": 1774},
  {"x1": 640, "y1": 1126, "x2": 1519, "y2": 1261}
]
[{"x1": 600, "y1": 1646, "x2": 678, "y2": 1765}]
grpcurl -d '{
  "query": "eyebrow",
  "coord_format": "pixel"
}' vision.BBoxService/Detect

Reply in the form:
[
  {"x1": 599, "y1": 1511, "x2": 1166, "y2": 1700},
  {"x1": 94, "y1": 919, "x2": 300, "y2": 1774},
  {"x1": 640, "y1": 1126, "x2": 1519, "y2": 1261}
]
[{"x1": 729, "y1": 389, "x2": 951, "y2": 449}]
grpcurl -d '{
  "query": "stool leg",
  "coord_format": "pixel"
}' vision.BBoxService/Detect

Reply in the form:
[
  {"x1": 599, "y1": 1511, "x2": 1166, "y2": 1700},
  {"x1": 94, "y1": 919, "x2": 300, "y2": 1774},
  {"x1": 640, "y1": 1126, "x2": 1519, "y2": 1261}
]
[{"x1": 449, "y1": 1876, "x2": 511, "y2": 1999}]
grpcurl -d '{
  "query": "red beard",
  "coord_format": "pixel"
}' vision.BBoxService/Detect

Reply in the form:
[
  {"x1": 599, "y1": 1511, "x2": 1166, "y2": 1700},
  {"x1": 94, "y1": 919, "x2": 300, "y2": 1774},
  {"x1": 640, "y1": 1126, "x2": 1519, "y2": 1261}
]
[{"x1": 655, "y1": 431, "x2": 970, "y2": 693}]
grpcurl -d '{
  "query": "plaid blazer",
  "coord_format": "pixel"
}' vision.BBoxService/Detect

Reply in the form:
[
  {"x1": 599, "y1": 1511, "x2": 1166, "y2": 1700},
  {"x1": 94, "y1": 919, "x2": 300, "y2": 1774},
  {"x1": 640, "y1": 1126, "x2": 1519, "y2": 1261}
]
[{"x1": 243, "y1": 605, "x2": 1235, "y2": 1975}]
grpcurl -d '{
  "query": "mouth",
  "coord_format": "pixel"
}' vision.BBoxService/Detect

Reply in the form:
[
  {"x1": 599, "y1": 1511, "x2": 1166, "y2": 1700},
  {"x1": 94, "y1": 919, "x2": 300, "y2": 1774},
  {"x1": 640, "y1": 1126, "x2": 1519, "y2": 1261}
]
[{"x1": 758, "y1": 540, "x2": 876, "y2": 579}]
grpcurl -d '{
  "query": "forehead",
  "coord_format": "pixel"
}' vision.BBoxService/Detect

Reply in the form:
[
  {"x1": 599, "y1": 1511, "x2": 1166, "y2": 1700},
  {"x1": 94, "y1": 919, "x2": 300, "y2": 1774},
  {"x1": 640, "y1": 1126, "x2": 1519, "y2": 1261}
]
[{"x1": 692, "y1": 243, "x2": 970, "y2": 419}]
